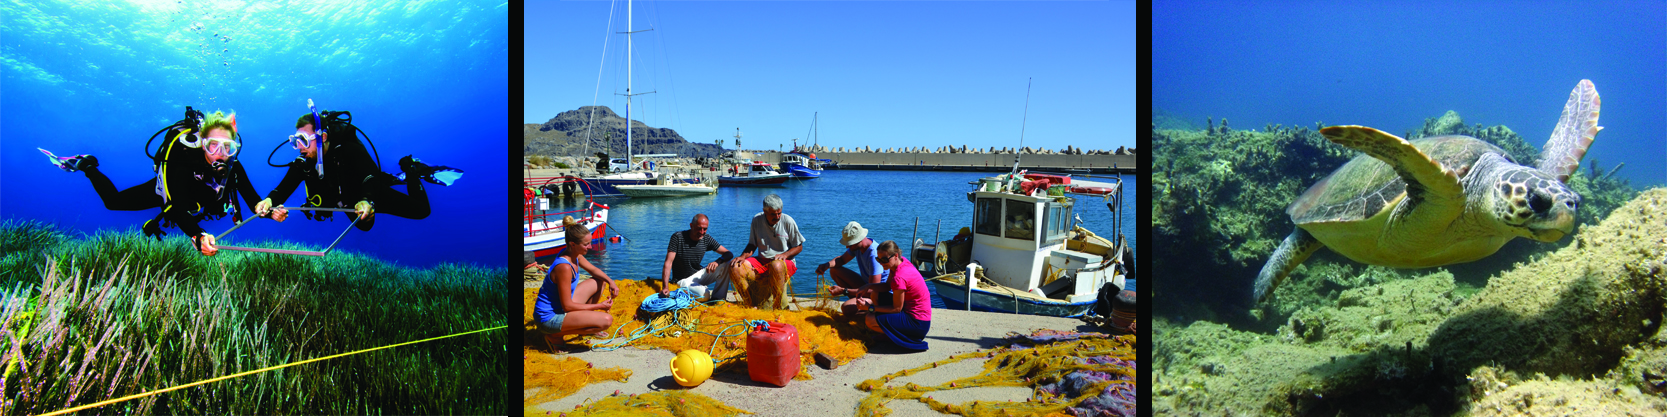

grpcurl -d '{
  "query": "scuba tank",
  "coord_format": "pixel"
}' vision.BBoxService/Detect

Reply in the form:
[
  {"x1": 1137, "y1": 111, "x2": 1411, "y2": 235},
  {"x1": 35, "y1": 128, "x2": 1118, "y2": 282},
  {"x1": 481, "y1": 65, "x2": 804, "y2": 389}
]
[
  {"x1": 140, "y1": 106, "x2": 245, "y2": 240},
  {"x1": 263, "y1": 99, "x2": 386, "y2": 221}
]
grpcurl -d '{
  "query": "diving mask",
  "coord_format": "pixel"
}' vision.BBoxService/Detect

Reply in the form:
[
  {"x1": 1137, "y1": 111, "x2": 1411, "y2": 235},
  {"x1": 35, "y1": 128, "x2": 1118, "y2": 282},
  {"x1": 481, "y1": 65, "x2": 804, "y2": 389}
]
[
  {"x1": 203, "y1": 136, "x2": 239, "y2": 157},
  {"x1": 290, "y1": 131, "x2": 319, "y2": 150}
]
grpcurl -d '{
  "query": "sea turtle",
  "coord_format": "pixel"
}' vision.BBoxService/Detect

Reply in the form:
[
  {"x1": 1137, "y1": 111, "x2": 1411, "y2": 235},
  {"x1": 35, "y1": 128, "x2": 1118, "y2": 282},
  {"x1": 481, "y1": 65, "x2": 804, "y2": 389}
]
[{"x1": 1254, "y1": 80, "x2": 1601, "y2": 304}]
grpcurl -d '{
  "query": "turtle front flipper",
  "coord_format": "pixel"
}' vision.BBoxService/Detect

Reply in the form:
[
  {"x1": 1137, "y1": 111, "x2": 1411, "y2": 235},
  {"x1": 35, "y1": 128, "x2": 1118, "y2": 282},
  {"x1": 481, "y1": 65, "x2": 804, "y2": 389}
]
[
  {"x1": 1255, "y1": 228, "x2": 1324, "y2": 304},
  {"x1": 1537, "y1": 79, "x2": 1601, "y2": 183},
  {"x1": 1321, "y1": 126, "x2": 1467, "y2": 232}
]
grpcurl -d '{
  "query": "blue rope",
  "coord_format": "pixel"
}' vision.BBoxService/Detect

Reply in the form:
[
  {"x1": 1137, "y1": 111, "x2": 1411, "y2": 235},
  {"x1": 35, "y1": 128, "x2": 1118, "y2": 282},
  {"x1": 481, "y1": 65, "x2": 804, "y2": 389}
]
[
  {"x1": 590, "y1": 289, "x2": 775, "y2": 364},
  {"x1": 639, "y1": 289, "x2": 697, "y2": 313}
]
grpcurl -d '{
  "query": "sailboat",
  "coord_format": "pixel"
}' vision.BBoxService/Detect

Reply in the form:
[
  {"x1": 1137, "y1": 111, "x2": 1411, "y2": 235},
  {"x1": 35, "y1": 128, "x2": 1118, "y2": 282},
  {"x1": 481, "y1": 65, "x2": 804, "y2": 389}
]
[{"x1": 573, "y1": 0, "x2": 699, "y2": 198}]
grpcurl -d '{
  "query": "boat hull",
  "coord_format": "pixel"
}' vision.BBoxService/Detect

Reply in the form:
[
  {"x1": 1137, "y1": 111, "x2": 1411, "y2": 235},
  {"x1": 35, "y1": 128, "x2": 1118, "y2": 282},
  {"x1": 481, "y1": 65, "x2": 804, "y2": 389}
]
[
  {"x1": 524, "y1": 214, "x2": 608, "y2": 257},
  {"x1": 927, "y1": 277, "x2": 1102, "y2": 318},
  {"x1": 578, "y1": 175, "x2": 701, "y2": 197},
  {"x1": 783, "y1": 164, "x2": 822, "y2": 179},
  {"x1": 616, "y1": 184, "x2": 715, "y2": 198},
  {"x1": 718, "y1": 174, "x2": 791, "y2": 187}
]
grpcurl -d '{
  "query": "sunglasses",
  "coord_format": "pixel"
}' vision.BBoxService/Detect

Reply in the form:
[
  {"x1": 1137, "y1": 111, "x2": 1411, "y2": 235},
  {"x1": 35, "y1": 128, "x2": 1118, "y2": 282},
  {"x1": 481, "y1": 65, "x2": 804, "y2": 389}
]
[{"x1": 878, "y1": 254, "x2": 895, "y2": 264}]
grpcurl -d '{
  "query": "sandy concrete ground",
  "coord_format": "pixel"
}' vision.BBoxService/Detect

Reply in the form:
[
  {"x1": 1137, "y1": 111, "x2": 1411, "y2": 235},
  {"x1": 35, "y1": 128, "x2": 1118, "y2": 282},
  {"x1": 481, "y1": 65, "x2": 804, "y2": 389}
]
[{"x1": 523, "y1": 291, "x2": 1108, "y2": 416}]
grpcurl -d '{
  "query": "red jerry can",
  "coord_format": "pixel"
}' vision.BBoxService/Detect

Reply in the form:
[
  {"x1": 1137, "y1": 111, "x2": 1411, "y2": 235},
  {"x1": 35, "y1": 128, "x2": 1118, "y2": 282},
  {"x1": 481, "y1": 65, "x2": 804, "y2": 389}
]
[{"x1": 746, "y1": 321, "x2": 799, "y2": 387}]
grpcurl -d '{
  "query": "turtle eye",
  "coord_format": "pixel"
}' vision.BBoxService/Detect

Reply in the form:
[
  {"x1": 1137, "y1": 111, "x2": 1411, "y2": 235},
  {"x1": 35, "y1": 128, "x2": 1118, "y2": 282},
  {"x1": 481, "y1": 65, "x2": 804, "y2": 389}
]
[{"x1": 1529, "y1": 191, "x2": 1552, "y2": 214}]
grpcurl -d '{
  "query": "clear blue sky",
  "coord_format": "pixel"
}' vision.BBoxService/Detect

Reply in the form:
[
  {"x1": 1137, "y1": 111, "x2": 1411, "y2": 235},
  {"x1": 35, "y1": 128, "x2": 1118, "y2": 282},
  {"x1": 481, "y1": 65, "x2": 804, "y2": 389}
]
[{"x1": 525, "y1": 0, "x2": 1135, "y2": 153}]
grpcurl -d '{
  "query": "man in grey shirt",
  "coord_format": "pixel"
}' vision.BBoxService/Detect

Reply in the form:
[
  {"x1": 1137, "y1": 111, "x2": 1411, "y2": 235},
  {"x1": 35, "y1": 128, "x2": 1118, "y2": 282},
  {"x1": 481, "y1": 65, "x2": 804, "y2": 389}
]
[{"x1": 729, "y1": 194, "x2": 805, "y2": 309}]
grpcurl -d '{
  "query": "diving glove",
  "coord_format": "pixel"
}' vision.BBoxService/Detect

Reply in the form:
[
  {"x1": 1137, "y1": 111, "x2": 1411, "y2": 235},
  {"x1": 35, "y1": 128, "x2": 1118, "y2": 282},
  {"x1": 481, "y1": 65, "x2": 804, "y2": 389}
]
[{"x1": 142, "y1": 218, "x2": 166, "y2": 241}]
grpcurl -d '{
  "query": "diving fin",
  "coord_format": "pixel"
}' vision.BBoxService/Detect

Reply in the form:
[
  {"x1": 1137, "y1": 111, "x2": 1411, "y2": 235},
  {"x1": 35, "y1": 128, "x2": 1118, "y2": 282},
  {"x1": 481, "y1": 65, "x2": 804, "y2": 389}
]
[
  {"x1": 39, "y1": 148, "x2": 96, "y2": 172},
  {"x1": 397, "y1": 155, "x2": 462, "y2": 186},
  {"x1": 397, "y1": 167, "x2": 463, "y2": 186}
]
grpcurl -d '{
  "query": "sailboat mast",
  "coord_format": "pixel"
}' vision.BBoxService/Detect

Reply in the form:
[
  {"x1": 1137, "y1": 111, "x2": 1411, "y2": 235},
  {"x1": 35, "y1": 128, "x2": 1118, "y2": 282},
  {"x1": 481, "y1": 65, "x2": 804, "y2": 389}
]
[
  {"x1": 623, "y1": 0, "x2": 626, "y2": 169},
  {"x1": 613, "y1": 0, "x2": 654, "y2": 170}
]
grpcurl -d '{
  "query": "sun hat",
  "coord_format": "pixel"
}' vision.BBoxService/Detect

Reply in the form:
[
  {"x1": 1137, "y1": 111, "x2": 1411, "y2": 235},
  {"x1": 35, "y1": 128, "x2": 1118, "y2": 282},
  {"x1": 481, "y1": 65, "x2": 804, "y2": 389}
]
[{"x1": 840, "y1": 221, "x2": 868, "y2": 246}]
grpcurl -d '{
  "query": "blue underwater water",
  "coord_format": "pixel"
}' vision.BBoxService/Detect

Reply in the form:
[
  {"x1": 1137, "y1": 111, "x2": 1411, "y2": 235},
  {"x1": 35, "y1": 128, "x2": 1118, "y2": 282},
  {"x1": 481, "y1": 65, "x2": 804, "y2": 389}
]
[
  {"x1": 1, "y1": 1, "x2": 508, "y2": 268},
  {"x1": 1154, "y1": 0, "x2": 1667, "y2": 187}
]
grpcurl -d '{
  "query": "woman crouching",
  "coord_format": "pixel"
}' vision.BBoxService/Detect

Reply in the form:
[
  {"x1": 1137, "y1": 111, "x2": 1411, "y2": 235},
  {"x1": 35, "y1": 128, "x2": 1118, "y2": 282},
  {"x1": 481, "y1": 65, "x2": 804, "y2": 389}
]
[
  {"x1": 532, "y1": 216, "x2": 619, "y2": 351},
  {"x1": 846, "y1": 240, "x2": 932, "y2": 351}
]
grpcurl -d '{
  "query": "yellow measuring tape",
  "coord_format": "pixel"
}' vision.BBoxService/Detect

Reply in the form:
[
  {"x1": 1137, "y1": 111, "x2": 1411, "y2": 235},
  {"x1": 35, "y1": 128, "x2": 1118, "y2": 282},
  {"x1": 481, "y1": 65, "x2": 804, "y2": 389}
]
[{"x1": 40, "y1": 325, "x2": 507, "y2": 416}]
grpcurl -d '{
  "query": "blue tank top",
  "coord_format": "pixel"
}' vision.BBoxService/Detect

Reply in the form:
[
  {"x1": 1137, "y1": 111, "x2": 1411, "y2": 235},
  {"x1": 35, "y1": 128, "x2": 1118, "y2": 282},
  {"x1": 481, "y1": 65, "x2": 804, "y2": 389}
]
[{"x1": 534, "y1": 257, "x2": 582, "y2": 324}]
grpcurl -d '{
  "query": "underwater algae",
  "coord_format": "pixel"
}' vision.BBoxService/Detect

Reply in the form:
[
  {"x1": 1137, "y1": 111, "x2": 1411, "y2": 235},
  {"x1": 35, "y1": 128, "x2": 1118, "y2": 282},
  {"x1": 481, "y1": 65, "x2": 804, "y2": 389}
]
[
  {"x1": 0, "y1": 220, "x2": 507, "y2": 415},
  {"x1": 1155, "y1": 188, "x2": 1667, "y2": 415}
]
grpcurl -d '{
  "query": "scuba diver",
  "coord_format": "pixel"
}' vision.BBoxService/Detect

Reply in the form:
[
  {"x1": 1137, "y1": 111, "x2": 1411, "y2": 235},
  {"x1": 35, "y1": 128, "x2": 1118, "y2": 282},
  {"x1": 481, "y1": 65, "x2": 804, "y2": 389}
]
[
  {"x1": 39, "y1": 107, "x2": 271, "y2": 256},
  {"x1": 256, "y1": 100, "x2": 462, "y2": 231}
]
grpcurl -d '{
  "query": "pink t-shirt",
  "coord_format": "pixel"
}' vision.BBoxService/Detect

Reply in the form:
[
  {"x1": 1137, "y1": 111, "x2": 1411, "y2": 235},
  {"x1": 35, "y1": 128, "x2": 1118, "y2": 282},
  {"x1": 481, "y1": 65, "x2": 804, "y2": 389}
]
[{"x1": 889, "y1": 257, "x2": 933, "y2": 322}]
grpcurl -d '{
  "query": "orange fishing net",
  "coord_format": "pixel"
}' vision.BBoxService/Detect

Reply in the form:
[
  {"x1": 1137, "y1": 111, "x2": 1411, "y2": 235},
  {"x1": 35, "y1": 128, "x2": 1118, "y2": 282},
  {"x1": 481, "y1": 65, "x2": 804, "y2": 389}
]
[
  {"x1": 591, "y1": 279, "x2": 868, "y2": 380},
  {"x1": 523, "y1": 348, "x2": 632, "y2": 405},
  {"x1": 855, "y1": 333, "x2": 1137, "y2": 417},
  {"x1": 524, "y1": 287, "x2": 632, "y2": 405},
  {"x1": 524, "y1": 390, "x2": 751, "y2": 417}
]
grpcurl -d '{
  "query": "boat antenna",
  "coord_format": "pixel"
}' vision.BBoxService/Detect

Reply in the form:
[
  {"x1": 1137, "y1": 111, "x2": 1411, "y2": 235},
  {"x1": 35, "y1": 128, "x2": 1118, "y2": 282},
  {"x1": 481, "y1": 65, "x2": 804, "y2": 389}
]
[{"x1": 1012, "y1": 77, "x2": 1031, "y2": 175}]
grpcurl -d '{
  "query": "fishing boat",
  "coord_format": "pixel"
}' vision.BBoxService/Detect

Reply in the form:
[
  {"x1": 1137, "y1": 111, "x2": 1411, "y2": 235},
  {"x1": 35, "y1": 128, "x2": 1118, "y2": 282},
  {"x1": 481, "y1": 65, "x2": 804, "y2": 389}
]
[
  {"x1": 916, "y1": 172, "x2": 1128, "y2": 317},
  {"x1": 616, "y1": 173, "x2": 716, "y2": 198},
  {"x1": 524, "y1": 176, "x2": 609, "y2": 257},
  {"x1": 780, "y1": 113, "x2": 824, "y2": 179},
  {"x1": 780, "y1": 150, "x2": 822, "y2": 179},
  {"x1": 911, "y1": 78, "x2": 1130, "y2": 318},
  {"x1": 718, "y1": 161, "x2": 791, "y2": 187}
]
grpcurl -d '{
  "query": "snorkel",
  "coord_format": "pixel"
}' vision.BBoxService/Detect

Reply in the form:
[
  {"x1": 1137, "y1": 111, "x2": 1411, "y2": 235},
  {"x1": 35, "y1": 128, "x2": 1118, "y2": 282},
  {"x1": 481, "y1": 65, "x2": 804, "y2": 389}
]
[{"x1": 310, "y1": 98, "x2": 325, "y2": 177}]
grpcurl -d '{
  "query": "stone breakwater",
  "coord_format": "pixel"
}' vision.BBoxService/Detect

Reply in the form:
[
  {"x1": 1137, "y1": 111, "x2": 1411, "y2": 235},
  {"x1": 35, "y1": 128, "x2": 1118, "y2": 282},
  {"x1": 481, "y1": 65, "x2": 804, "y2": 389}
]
[
  {"x1": 524, "y1": 146, "x2": 1137, "y2": 174},
  {"x1": 780, "y1": 144, "x2": 1134, "y2": 156}
]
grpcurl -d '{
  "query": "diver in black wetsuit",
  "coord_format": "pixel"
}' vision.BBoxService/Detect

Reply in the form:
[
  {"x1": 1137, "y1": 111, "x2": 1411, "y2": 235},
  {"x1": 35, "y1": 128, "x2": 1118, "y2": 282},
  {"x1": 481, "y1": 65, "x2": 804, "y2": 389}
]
[
  {"x1": 40, "y1": 108, "x2": 271, "y2": 256},
  {"x1": 256, "y1": 110, "x2": 461, "y2": 231}
]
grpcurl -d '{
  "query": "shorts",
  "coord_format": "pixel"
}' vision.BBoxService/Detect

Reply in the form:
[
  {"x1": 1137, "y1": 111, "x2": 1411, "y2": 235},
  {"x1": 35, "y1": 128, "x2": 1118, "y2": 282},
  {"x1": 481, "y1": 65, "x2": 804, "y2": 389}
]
[
  {"x1": 743, "y1": 257, "x2": 798, "y2": 276},
  {"x1": 536, "y1": 313, "x2": 566, "y2": 334}
]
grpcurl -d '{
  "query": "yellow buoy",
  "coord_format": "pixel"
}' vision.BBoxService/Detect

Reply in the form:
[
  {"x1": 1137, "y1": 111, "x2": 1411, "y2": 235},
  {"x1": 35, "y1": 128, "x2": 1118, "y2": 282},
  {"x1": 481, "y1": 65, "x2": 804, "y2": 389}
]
[{"x1": 671, "y1": 349, "x2": 714, "y2": 387}]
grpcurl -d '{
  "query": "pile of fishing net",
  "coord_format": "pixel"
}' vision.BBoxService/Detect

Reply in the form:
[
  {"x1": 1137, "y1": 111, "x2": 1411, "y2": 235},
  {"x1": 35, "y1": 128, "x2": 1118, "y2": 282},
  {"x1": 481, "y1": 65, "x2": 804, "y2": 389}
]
[
  {"x1": 523, "y1": 278, "x2": 869, "y2": 384},
  {"x1": 522, "y1": 287, "x2": 633, "y2": 405},
  {"x1": 524, "y1": 390, "x2": 751, "y2": 417},
  {"x1": 587, "y1": 279, "x2": 869, "y2": 379},
  {"x1": 523, "y1": 349, "x2": 632, "y2": 405},
  {"x1": 855, "y1": 329, "x2": 1137, "y2": 417}
]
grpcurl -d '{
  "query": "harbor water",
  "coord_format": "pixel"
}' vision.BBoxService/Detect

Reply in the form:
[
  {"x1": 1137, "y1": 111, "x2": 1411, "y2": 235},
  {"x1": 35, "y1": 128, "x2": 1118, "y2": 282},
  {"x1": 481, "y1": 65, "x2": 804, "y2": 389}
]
[{"x1": 534, "y1": 169, "x2": 1135, "y2": 309}]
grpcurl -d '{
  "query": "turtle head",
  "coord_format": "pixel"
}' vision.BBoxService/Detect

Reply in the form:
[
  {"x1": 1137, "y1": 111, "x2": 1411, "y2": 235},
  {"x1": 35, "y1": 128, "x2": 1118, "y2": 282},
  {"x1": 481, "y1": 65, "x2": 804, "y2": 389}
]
[{"x1": 1489, "y1": 165, "x2": 1579, "y2": 242}]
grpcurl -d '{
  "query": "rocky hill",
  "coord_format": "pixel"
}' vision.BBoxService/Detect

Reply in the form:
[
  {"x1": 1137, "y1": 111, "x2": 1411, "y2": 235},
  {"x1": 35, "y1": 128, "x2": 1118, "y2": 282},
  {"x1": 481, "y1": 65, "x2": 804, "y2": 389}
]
[{"x1": 524, "y1": 106, "x2": 726, "y2": 159}]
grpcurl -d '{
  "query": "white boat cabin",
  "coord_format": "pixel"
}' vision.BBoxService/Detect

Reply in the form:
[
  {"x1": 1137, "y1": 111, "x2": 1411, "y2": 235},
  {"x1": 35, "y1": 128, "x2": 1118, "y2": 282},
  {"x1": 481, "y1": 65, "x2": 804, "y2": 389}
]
[{"x1": 967, "y1": 189, "x2": 1113, "y2": 303}]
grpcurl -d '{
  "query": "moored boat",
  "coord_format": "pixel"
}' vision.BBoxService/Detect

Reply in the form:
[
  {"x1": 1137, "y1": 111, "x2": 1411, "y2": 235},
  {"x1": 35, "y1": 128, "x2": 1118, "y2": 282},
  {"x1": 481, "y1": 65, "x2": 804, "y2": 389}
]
[
  {"x1": 781, "y1": 150, "x2": 822, "y2": 179},
  {"x1": 524, "y1": 176, "x2": 609, "y2": 257},
  {"x1": 718, "y1": 161, "x2": 792, "y2": 187},
  {"x1": 918, "y1": 171, "x2": 1129, "y2": 318},
  {"x1": 616, "y1": 174, "x2": 716, "y2": 197}
]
